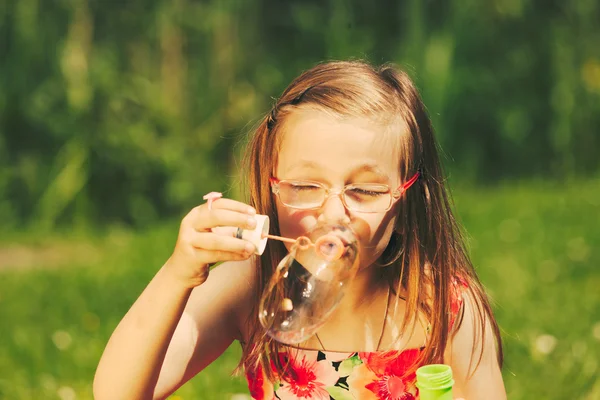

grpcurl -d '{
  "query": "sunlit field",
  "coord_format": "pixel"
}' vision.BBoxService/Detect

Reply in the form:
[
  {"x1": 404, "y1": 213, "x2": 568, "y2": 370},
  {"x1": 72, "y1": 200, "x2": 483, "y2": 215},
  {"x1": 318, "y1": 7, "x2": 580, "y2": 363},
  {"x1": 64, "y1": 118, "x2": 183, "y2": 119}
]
[{"x1": 1, "y1": 180, "x2": 598, "y2": 399}]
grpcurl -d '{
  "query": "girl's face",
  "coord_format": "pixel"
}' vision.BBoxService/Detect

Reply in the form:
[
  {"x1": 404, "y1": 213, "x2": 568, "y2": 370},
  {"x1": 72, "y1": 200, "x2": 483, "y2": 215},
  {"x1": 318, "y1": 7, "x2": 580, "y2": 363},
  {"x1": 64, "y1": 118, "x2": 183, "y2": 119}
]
[{"x1": 274, "y1": 108, "x2": 404, "y2": 270}]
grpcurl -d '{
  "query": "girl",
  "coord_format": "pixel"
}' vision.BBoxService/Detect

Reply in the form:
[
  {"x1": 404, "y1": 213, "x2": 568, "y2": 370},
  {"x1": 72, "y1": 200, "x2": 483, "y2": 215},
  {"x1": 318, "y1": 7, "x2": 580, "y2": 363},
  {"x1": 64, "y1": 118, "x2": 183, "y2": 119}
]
[{"x1": 94, "y1": 61, "x2": 506, "y2": 399}]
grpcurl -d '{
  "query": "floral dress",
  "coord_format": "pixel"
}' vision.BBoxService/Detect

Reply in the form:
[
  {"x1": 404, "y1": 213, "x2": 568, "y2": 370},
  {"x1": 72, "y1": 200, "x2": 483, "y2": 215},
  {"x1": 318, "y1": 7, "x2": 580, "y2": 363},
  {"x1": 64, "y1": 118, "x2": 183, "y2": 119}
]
[
  {"x1": 245, "y1": 278, "x2": 466, "y2": 400},
  {"x1": 246, "y1": 347, "x2": 423, "y2": 400}
]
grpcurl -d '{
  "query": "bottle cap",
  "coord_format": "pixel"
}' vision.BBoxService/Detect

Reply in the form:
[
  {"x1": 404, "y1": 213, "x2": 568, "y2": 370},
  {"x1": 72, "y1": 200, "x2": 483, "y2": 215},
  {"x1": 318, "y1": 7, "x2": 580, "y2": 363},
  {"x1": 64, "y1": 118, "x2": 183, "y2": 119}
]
[{"x1": 416, "y1": 364, "x2": 454, "y2": 390}]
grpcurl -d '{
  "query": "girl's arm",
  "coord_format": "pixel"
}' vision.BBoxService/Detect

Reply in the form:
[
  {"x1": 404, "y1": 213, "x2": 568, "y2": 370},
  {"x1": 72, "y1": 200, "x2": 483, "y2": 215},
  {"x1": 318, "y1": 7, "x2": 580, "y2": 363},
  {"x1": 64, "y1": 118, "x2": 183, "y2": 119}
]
[
  {"x1": 93, "y1": 198, "x2": 258, "y2": 400},
  {"x1": 93, "y1": 264, "x2": 192, "y2": 400},
  {"x1": 153, "y1": 258, "x2": 255, "y2": 399},
  {"x1": 93, "y1": 258, "x2": 255, "y2": 400},
  {"x1": 445, "y1": 291, "x2": 507, "y2": 399}
]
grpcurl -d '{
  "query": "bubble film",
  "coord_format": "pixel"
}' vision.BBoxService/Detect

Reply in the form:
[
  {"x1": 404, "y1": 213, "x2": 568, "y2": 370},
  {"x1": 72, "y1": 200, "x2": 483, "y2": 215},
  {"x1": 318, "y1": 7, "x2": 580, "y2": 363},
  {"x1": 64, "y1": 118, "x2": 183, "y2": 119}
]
[{"x1": 258, "y1": 223, "x2": 359, "y2": 344}]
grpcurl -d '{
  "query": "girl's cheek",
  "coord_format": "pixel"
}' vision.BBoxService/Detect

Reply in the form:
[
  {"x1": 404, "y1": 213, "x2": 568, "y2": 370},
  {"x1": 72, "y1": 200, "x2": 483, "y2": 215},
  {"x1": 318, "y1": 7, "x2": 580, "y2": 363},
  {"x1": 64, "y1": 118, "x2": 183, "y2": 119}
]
[
  {"x1": 350, "y1": 216, "x2": 378, "y2": 243},
  {"x1": 353, "y1": 215, "x2": 395, "y2": 260},
  {"x1": 276, "y1": 206, "x2": 317, "y2": 238}
]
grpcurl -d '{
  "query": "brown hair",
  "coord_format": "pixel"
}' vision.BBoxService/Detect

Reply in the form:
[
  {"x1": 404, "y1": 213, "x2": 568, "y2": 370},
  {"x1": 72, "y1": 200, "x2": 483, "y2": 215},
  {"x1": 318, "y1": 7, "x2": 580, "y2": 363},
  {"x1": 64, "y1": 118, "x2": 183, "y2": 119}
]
[{"x1": 239, "y1": 60, "x2": 503, "y2": 381}]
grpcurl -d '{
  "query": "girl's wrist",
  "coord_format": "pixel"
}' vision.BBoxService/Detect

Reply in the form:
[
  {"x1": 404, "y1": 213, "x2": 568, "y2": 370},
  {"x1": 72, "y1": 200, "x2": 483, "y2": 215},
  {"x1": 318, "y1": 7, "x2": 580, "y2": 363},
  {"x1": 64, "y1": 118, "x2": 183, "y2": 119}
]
[{"x1": 160, "y1": 260, "x2": 199, "y2": 293}]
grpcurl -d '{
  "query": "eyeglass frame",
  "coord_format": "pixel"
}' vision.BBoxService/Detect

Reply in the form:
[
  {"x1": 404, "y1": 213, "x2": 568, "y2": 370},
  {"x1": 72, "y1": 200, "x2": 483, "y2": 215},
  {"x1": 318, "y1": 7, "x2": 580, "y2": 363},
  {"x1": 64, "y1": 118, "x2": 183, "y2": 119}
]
[{"x1": 269, "y1": 171, "x2": 420, "y2": 213}]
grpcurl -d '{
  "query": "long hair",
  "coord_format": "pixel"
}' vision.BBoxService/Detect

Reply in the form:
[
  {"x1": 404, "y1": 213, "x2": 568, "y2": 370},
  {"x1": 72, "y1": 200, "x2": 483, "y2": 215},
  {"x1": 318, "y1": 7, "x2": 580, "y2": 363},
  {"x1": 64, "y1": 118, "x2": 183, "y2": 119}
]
[{"x1": 239, "y1": 60, "x2": 503, "y2": 381}]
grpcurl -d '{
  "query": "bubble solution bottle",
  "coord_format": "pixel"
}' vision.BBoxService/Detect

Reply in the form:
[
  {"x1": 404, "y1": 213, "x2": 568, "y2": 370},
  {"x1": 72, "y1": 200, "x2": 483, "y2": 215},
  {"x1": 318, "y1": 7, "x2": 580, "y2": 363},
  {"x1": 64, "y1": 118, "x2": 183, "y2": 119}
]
[{"x1": 415, "y1": 364, "x2": 455, "y2": 400}]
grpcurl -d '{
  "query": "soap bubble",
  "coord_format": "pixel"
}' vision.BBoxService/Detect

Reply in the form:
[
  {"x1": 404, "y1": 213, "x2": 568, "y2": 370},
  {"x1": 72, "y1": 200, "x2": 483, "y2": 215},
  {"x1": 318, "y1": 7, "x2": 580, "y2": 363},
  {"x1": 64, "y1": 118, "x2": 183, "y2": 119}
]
[{"x1": 258, "y1": 223, "x2": 359, "y2": 344}]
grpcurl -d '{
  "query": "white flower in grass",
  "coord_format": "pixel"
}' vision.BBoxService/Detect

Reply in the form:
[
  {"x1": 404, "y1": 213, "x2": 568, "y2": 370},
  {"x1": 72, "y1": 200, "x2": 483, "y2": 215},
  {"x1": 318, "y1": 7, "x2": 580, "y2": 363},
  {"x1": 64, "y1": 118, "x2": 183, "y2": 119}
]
[
  {"x1": 535, "y1": 334, "x2": 557, "y2": 355},
  {"x1": 57, "y1": 386, "x2": 76, "y2": 400},
  {"x1": 52, "y1": 330, "x2": 72, "y2": 351}
]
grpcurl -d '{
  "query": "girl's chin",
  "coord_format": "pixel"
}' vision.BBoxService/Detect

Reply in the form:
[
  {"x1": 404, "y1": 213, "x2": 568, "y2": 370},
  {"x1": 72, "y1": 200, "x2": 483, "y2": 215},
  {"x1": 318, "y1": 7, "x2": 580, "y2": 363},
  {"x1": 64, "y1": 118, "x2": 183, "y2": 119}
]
[{"x1": 356, "y1": 259, "x2": 379, "y2": 272}]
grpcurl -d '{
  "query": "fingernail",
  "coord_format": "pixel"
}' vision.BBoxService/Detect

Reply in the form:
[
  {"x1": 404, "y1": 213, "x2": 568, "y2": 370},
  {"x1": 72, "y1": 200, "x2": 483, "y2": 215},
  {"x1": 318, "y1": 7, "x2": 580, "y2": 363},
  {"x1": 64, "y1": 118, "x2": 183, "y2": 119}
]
[
  {"x1": 247, "y1": 217, "x2": 256, "y2": 228},
  {"x1": 245, "y1": 243, "x2": 255, "y2": 253},
  {"x1": 247, "y1": 207, "x2": 256, "y2": 215}
]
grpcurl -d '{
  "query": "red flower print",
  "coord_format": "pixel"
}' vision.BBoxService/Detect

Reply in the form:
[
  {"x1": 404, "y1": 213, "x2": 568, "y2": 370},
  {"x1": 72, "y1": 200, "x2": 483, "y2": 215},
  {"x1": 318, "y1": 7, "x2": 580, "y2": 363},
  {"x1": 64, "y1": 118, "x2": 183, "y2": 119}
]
[
  {"x1": 365, "y1": 376, "x2": 416, "y2": 400},
  {"x1": 275, "y1": 351, "x2": 339, "y2": 400},
  {"x1": 246, "y1": 362, "x2": 275, "y2": 400},
  {"x1": 348, "y1": 349, "x2": 421, "y2": 400}
]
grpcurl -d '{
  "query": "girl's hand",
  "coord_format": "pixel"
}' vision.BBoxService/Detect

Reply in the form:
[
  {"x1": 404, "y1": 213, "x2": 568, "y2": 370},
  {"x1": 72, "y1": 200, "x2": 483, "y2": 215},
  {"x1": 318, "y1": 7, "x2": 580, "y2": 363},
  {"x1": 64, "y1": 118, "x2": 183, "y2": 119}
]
[{"x1": 164, "y1": 198, "x2": 258, "y2": 288}]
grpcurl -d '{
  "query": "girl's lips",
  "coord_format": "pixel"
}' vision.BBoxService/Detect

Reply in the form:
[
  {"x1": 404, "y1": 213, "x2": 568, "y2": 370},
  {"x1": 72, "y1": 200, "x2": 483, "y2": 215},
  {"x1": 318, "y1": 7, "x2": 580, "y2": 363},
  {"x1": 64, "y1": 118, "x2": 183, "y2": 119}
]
[
  {"x1": 326, "y1": 230, "x2": 349, "y2": 246},
  {"x1": 295, "y1": 222, "x2": 357, "y2": 249}
]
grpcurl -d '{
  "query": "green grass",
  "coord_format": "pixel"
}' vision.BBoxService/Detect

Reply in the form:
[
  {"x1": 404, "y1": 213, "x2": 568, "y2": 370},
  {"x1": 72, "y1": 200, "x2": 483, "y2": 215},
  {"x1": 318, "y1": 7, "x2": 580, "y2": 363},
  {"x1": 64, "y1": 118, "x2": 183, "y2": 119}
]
[{"x1": 0, "y1": 180, "x2": 599, "y2": 399}]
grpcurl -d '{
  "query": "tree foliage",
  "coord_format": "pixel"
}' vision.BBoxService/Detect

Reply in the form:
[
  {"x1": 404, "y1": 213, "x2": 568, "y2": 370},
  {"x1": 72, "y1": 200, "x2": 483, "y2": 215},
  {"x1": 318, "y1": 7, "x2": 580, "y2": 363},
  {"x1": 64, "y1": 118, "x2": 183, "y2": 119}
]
[{"x1": 1, "y1": 0, "x2": 599, "y2": 228}]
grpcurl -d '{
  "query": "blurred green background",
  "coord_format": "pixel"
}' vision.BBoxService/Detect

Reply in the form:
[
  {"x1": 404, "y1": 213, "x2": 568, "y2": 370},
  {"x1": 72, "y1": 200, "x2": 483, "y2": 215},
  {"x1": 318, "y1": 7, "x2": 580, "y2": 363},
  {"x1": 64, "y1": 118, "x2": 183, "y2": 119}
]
[{"x1": 1, "y1": 0, "x2": 599, "y2": 399}]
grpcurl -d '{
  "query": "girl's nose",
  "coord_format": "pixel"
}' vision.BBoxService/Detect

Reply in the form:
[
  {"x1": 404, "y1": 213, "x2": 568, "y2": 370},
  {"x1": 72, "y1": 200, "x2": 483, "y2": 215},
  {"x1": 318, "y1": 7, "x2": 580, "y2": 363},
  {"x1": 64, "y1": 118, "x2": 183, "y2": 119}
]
[{"x1": 317, "y1": 193, "x2": 351, "y2": 225}]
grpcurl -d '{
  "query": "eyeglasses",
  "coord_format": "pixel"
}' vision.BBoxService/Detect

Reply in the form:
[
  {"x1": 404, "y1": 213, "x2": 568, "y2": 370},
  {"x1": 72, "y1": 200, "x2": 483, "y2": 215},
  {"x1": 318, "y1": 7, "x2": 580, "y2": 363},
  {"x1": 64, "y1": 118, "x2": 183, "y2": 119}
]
[{"x1": 269, "y1": 172, "x2": 420, "y2": 213}]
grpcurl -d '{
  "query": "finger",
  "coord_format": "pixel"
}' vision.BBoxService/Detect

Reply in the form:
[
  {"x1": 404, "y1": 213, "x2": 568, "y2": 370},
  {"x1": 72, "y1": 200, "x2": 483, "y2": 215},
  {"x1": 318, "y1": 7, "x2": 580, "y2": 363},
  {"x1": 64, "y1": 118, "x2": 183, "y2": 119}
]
[
  {"x1": 187, "y1": 208, "x2": 258, "y2": 232},
  {"x1": 190, "y1": 232, "x2": 256, "y2": 254},
  {"x1": 210, "y1": 226, "x2": 237, "y2": 237},
  {"x1": 204, "y1": 198, "x2": 256, "y2": 215},
  {"x1": 195, "y1": 249, "x2": 254, "y2": 265}
]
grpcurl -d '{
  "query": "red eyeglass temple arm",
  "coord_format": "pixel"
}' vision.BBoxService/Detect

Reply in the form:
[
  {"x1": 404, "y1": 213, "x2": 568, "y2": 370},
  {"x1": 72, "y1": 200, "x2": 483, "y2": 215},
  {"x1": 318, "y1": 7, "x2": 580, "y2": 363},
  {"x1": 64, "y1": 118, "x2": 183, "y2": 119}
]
[{"x1": 396, "y1": 171, "x2": 421, "y2": 194}]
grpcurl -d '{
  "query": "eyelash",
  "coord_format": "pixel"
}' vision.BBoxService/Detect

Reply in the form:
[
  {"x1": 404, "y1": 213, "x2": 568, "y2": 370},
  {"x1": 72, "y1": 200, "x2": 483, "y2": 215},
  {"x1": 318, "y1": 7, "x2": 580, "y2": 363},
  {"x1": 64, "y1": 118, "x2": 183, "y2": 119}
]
[
  {"x1": 349, "y1": 188, "x2": 385, "y2": 196},
  {"x1": 290, "y1": 184, "x2": 387, "y2": 195},
  {"x1": 291, "y1": 185, "x2": 320, "y2": 190}
]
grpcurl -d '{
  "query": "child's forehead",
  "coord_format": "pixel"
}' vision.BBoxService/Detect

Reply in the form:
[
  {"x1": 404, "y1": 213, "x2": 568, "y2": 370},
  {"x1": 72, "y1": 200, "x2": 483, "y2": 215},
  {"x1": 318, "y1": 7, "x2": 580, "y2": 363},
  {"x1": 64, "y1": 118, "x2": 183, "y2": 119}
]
[{"x1": 276, "y1": 109, "x2": 405, "y2": 178}]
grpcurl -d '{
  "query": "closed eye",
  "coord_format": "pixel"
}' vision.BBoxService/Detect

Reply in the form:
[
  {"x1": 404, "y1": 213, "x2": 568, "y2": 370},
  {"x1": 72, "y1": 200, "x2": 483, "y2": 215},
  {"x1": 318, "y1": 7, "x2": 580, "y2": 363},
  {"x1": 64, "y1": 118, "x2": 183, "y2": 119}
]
[
  {"x1": 348, "y1": 187, "x2": 387, "y2": 197},
  {"x1": 289, "y1": 183, "x2": 322, "y2": 191},
  {"x1": 293, "y1": 185, "x2": 319, "y2": 189}
]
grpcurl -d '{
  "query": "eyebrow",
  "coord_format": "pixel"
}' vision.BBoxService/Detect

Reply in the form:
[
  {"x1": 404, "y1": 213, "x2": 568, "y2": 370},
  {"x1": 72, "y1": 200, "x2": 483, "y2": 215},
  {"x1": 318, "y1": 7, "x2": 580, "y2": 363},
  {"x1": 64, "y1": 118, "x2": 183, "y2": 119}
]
[{"x1": 286, "y1": 160, "x2": 390, "y2": 179}]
